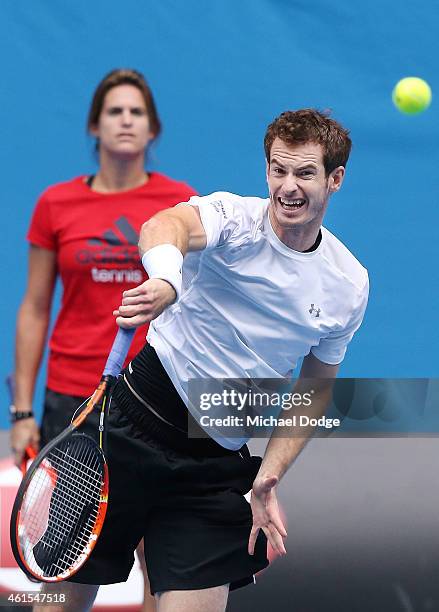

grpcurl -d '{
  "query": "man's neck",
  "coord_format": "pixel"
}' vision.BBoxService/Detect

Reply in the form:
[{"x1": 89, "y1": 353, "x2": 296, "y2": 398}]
[{"x1": 269, "y1": 208, "x2": 322, "y2": 252}]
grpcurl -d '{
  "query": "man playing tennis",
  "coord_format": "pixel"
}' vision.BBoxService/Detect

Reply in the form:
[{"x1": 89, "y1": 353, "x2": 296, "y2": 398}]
[{"x1": 37, "y1": 109, "x2": 368, "y2": 612}]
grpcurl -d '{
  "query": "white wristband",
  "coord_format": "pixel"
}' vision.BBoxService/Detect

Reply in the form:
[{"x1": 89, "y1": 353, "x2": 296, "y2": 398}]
[{"x1": 141, "y1": 244, "x2": 184, "y2": 301}]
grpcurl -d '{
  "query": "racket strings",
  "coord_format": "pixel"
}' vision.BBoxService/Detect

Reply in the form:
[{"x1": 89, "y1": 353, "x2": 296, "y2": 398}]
[{"x1": 18, "y1": 435, "x2": 106, "y2": 579}]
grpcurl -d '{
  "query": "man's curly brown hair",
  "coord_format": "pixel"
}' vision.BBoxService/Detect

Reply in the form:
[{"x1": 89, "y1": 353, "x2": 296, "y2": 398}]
[{"x1": 264, "y1": 109, "x2": 352, "y2": 176}]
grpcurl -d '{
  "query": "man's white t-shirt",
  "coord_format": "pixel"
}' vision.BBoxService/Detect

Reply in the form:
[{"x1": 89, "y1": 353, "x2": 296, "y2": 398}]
[{"x1": 147, "y1": 192, "x2": 369, "y2": 449}]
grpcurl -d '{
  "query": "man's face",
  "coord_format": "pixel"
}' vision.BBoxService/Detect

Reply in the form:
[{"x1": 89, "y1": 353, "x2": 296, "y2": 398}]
[{"x1": 266, "y1": 138, "x2": 344, "y2": 249}]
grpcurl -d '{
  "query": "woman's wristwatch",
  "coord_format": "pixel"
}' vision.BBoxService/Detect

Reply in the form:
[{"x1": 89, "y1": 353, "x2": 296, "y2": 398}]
[{"x1": 9, "y1": 404, "x2": 34, "y2": 423}]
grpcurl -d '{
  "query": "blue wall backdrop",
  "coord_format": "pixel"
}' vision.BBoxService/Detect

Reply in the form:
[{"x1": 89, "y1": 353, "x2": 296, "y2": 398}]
[{"x1": 0, "y1": 0, "x2": 438, "y2": 428}]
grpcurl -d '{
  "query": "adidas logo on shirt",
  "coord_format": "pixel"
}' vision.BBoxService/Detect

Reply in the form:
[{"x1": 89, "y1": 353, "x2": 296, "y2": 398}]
[
  {"x1": 88, "y1": 216, "x2": 138, "y2": 247},
  {"x1": 76, "y1": 216, "x2": 144, "y2": 284}
]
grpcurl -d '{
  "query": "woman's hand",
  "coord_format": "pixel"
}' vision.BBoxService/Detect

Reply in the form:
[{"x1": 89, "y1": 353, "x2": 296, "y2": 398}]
[{"x1": 10, "y1": 418, "x2": 40, "y2": 468}]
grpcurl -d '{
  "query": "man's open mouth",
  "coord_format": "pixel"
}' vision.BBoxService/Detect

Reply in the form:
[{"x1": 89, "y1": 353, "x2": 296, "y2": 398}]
[{"x1": 278, "y1": 197, "x2": 306, "y2": 210}]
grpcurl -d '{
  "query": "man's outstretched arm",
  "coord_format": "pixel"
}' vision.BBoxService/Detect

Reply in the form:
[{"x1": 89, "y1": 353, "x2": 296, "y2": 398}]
[{"x1": 248, "y1": 353, "x2": 339, "y2": 556}]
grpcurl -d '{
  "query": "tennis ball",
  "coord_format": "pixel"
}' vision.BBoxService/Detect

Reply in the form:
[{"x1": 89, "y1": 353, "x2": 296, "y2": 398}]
[{"x1": 392, "y1": 77, "x2": 432, "y2": 115}]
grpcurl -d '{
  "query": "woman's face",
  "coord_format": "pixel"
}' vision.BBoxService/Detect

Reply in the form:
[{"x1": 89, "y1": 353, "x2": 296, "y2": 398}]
[{"x1": 91, "y1": 84, "x2": 154, "y2": 159}]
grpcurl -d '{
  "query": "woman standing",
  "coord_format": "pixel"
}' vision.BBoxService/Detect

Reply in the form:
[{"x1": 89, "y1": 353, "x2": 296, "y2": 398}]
[{"x1": 10, "y1": 68, "x2": 196, "y2": 612}]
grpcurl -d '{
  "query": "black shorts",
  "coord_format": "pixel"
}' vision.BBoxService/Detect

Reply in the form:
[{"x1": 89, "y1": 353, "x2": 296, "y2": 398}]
[{"x1": 41, "y1": 349, "x2": 268, "y2": 594}]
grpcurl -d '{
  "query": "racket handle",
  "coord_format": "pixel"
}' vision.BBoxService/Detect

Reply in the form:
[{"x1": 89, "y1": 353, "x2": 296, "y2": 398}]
[
  {"x1": 103, "y1": 327, "x2": 135, "y2": 377},
  {"x1": 20, "y1": 446, "x2": 37, "y2": 476}
]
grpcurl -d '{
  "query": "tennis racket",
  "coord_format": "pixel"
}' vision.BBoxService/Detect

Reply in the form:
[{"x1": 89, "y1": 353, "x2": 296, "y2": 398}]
[{"x1": 10, "y1": 326, "x2": 134, "y2": 582}]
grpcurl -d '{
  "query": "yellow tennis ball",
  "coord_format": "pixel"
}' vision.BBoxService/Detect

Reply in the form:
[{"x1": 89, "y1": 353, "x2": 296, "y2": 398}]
[{"x1": 392, "y1": 77, "x2": 432, "y2": 115}]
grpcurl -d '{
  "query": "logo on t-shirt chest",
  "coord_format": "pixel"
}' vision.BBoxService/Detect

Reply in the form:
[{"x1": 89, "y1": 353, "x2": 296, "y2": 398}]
[
  {"x1": 75, "y1": 216, "x2": 143, "y2": 284},
  {"x1": 309, "y1": 303, "x2": 321, "y2": 318}
]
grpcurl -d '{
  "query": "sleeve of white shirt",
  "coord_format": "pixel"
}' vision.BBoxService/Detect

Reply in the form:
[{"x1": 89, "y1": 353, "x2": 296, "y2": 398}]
[
  {"x1": 311, "y1": 275, "x2": 369, "y2": 365},
  {"x1": 180, "y1": 192, "x2": 247, "y2": 248}
]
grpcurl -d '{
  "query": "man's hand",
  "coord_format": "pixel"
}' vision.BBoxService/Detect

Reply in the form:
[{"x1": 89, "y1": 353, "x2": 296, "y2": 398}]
[
  {"x1": 113, "y1": 278, "x2": 177, "y2": 328},
  {"x1": 248, "y1": 475, "x2": 287, "y2": 556},
  {"x1": 10, "y1": 418, "x2": 40, "y2": 468}
]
